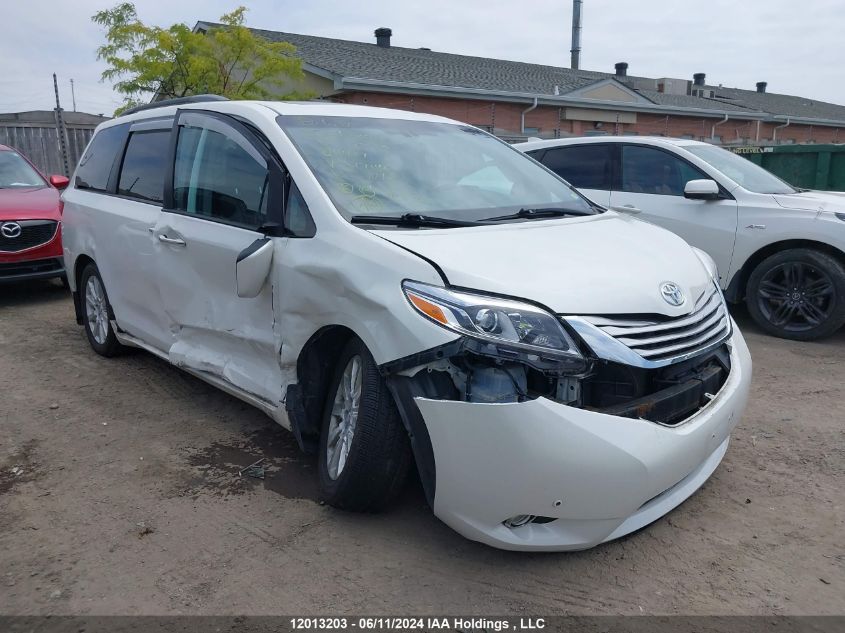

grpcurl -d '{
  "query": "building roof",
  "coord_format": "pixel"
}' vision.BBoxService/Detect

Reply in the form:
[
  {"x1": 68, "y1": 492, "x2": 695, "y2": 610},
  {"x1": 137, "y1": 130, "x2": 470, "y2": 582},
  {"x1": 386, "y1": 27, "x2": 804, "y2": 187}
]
[
  {"x1": 636, "y1": 89, "x2": 758, "y2": 113},
  {"x1": 707, "y1": 87, "x2": 845, "y2": 123},
  {"x1": 0, "y1": 110, "x2": 110, "y2": 126},
  {"x1": 208, "y1": 25, "x2": 612, "y2": 95},
  {"x1": 197, "y1": 23, "x2": 845, "y2": 125}
]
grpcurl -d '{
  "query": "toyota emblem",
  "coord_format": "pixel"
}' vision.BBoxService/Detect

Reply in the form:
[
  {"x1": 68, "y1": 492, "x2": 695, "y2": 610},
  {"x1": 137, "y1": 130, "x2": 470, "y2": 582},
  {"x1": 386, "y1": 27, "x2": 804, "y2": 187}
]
[
  {"x1": 1, "y1": 222, "x2": 23, "y2": 239},
  {"x1": 660, "y1": 282, "x2": 686, "y2": 307}
]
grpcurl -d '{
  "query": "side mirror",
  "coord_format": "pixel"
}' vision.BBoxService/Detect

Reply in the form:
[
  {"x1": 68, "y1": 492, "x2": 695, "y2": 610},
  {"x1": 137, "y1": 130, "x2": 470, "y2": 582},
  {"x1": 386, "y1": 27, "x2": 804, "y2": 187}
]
[
  {"x1": 236, "y1": 238, "x2": 274, "y2": 298},
  {"x1": 49, "y1": 175, "x2": 70, "y2": 190},
  {"x1": 684, "y1": 179, "x2": 720, "y2": 200}
]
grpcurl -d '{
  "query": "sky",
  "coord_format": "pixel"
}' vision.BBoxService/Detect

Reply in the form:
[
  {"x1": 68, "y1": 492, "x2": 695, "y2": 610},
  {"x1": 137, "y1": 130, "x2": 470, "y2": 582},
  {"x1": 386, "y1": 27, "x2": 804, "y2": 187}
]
[{"x1": 1, "y1": 0, "x2": 844, "y2": 116}]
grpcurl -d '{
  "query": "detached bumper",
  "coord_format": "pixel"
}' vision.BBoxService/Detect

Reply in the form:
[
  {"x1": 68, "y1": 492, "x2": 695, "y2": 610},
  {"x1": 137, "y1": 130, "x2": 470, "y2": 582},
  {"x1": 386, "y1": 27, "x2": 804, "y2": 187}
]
[{"x1": 416, "y1": 329, "x2": 752, "y2": 551}]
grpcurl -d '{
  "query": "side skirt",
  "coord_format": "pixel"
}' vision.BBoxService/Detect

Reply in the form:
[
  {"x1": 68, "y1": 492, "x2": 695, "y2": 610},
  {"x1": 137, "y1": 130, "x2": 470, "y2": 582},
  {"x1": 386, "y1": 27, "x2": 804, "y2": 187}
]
[{"x1": 112, "y1": 323, "x2": 289, "y2": 429}]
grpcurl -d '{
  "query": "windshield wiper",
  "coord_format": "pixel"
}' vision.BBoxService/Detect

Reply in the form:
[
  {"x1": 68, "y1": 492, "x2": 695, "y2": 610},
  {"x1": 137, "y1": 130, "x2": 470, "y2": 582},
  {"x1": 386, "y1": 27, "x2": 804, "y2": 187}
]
[
  {"x1": 350, "y1": 213, "x2": 486, "y2": 228},
  {"x1": 482, "y1": 207, "x2": 594, "y2": 222}
]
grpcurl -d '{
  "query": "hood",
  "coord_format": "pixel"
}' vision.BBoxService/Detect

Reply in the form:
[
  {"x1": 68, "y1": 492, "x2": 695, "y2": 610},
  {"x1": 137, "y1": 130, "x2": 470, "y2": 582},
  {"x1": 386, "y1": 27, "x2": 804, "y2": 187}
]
[
  {"x1": 375, "y1": 213, "x2": 715, "y2": 316},
  {"x1": 0, "y1": 186, "x2": 61, "y2": 221},
  {"x1": 773, "y1": 190, "x2": 845, "y2": 213}
]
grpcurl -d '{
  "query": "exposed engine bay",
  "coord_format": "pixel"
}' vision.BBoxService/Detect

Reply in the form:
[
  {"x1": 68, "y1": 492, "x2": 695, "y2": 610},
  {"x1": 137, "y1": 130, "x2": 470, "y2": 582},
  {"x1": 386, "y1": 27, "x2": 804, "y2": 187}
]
[{"x1": 385, "y1": 337, "x2": 731, "y2": 427}]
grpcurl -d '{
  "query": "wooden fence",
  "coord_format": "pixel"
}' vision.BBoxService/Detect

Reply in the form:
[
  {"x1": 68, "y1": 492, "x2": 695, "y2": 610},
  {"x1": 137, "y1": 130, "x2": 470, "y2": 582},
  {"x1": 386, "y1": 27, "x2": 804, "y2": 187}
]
[{"x1": 0, "y1": 110, "x2": 109, "y2": 177}]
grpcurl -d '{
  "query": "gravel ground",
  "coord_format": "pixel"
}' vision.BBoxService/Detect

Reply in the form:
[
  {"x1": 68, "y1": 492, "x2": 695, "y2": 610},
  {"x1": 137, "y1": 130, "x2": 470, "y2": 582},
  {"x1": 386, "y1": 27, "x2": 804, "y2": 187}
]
[{"x1": 1, "y1": 281, "x2": 843, "y2": 615}]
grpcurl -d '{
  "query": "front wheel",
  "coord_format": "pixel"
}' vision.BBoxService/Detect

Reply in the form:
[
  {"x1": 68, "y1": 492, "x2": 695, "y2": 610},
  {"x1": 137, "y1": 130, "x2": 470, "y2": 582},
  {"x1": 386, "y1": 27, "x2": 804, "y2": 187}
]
[
  {"x1": 746, "y1": 248, "x2": 845, "y2": 340},
  {"x1": 318, "y1": 338, "x2": 411, "y2": 511}
]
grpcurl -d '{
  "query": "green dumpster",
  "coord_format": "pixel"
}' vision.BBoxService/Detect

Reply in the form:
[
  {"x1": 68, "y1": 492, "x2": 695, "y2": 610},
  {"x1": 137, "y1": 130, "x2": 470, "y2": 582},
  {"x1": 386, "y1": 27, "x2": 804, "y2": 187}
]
[{"x1": 731, "y1": 144, "x2": 845, "y2": 191}]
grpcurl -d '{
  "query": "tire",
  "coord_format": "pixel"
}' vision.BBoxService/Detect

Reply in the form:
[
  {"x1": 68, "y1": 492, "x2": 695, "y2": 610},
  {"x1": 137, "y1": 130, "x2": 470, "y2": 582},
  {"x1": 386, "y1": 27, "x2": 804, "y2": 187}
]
[
  {"x1": 318, "y1": 337, "x2": 411, "y2": 511},
  {"x1": 745, "y1": 248, "x2": 845, "y2": 341},
  {"x1": 79, "y1": 263, "x2": 125, "y2": 357}
]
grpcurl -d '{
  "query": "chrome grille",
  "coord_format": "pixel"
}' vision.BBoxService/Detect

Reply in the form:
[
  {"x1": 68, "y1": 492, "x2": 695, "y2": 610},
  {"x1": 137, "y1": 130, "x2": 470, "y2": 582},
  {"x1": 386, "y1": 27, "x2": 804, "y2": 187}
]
[
  {"x1": 579, "y1": 286, "x2": 730, "y2": 362},
  {"x1": 0, "y1": 220, "x2": 58, "y2": 252}
]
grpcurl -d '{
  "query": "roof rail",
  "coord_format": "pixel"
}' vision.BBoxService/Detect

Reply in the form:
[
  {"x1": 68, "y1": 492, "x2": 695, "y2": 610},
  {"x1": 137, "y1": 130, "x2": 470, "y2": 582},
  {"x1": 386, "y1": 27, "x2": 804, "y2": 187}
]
[{"x1": 119, "y1": 94, "x2": 229, "y2": 117}]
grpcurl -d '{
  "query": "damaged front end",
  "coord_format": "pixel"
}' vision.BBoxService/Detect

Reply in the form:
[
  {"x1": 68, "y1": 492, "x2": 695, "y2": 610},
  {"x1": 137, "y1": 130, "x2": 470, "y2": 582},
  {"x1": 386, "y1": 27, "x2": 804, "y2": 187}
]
[
  {"x1": 383, "y1": 280, "x2": 733, "y2": 505},
  {"x1": 581, "y1": 346, "x2": 730, "y2": 425}
]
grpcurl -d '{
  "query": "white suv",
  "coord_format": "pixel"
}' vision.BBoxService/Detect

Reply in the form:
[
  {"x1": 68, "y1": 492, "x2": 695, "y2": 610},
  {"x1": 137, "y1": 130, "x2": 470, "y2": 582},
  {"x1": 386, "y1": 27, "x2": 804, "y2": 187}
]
[
  {"x1": 62, "y1": 98, "x2": 751, "y2": 551},
  {"x1": 518, "y1": 136, "x2": 845, "y2": 340}
]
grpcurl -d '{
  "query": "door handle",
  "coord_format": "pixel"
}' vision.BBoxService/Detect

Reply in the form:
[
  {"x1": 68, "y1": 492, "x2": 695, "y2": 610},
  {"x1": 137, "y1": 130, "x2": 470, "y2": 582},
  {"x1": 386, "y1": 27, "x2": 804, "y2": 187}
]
[{"x1": 158, "y1": 234, "x2": 186, "y2": 246}]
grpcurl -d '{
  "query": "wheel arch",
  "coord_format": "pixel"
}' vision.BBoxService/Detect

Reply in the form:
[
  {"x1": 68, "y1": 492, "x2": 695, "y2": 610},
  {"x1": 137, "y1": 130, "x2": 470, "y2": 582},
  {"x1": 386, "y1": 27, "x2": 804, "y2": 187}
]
[
  {"x1": 726, "y1": 239, "x2": 845, "y2": 302},
  {"x1": 285, "y1": 325, "x2": 358, "y2": 454},
  {"x1": 71, "y1": 254, "x2": 96, "y2": 325},
  {"x1": 284, "y1": 324, "x2": 435, "y2": 506}
]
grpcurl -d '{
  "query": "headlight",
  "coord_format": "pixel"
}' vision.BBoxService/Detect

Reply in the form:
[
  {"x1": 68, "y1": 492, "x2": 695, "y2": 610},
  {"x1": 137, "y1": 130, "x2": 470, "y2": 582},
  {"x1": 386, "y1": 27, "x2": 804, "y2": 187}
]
[{"x1": 403, "y1": 280, "x2": 585, "y2": 369}]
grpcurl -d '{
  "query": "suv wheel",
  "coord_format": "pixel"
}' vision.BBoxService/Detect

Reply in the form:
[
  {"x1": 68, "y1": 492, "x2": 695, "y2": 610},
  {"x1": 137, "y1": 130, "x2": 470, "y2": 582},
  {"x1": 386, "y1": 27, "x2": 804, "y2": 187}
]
[
  {"x1": 318, "y1": 337, "x2": 411, "y2": 511},
  {"x1": 80, "y1": 263, "x2": 125, "y2": 356},
  {"x1": 746, "y1": 248, "x2": 845, "y2": 341}
]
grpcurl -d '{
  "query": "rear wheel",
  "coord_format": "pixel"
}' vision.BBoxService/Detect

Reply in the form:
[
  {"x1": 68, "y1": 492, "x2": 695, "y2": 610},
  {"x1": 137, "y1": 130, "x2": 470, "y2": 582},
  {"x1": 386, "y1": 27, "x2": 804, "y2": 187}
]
[
  {"x1": 80, "y1": 263, "x2": 125, "y2": 357},
  {"x1": 318, "y1": 338, "x2": 411, "y2": 511},
  {"x1": 746, "y1": 248, "x2": 845, "y2": 340}
]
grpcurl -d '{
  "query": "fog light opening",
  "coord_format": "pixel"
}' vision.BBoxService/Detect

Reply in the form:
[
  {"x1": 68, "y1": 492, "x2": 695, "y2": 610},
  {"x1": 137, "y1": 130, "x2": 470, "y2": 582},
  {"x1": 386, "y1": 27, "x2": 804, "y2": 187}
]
[{"x1": 503, "y1": 514, "x2": 535, "y2": 528}]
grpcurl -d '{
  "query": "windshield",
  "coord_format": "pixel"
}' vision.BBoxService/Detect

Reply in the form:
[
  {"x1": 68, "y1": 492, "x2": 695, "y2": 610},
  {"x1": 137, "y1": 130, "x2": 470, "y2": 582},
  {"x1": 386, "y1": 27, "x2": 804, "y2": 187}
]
[
  {"x1": 684, "y1": 144, "x2": 796, "y2": 194},
  {"x1": 0, "y1": 151, "x2": 45, "y2": 188},
  {"x1": 278, "y1": 116, "x2": 595, "y2": 223}
]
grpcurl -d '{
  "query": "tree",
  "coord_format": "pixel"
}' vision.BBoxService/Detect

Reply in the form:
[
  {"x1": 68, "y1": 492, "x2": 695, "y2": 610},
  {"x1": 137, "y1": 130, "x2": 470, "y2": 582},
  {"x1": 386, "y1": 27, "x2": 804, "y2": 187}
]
[{"x1": 93, "y1": 3, "x2": 307, "y2": 114}]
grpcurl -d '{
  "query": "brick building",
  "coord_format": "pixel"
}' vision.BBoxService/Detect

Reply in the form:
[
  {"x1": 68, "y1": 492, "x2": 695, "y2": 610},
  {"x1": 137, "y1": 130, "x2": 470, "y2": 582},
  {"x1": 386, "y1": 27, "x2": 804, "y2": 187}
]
[{"x1": 195, "y1": 22, "x2": 845, "y2": 145}]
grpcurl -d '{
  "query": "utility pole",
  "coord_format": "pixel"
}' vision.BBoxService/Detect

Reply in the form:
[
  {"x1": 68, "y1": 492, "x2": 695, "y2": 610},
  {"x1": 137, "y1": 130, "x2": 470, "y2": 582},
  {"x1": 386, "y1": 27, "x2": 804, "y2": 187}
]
[
  {"x1": 53, "y1": 73, "x2": 70, "y2": 177},
  {"x1": 570, "y1": 0, "x2": 583, "y2": 70},
  {"x1": 70, "y1": 78, "x2": 77, "y2": 112}
]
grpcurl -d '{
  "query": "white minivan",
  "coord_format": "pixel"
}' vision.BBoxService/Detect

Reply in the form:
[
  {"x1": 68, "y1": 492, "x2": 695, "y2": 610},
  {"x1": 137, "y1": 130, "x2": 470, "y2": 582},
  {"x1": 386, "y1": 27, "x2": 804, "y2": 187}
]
[
  {"x1": 518, "y1": 137, "x2": 845, "y2": 341},
  {"x1": 62, "y1": 98, "x2": 751, "y2": 551}
]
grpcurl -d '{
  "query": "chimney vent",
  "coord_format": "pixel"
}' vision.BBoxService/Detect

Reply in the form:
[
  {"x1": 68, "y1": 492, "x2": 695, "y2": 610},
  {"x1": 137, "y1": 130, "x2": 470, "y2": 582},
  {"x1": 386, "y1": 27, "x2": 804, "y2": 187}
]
[
  {"x1": 756, "y1": 81, "x2": 767, "y2": 93},
  {"x1": 374, "y1": 27, "x2": 392, "y2": 48},
  {"x1": 614, "y1": 62, "x2": 628, "y2": 77},
  {"x1": 693, "y1": 73, "x2": 706, "y2": 86}
]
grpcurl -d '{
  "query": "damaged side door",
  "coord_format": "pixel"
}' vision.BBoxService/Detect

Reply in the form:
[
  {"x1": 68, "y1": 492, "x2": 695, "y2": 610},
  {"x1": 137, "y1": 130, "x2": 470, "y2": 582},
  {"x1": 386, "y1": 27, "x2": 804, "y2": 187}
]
[{"x1": 152, "y1": 110, "x2": 286, "y2": 404}]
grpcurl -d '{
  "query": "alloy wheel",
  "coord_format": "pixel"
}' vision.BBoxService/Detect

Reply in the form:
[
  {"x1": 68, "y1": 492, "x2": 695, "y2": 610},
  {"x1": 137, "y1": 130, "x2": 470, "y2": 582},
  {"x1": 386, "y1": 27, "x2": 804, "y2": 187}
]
[
  {"x1": 85, "y1": 275, "x2": 110, "y2": 345},
  {"x1": 326, "y1": 355, "x2": 362, "y2": 480},
  {"x1": 757, "y1": 261, "x2": 835, "y2": 332}
]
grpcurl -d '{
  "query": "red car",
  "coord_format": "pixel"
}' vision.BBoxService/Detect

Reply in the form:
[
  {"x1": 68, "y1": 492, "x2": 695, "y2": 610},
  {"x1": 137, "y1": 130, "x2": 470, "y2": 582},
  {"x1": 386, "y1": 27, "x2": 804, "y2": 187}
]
[{"x1": 0, "y1": 144, "x2": 69, "y2": 285}]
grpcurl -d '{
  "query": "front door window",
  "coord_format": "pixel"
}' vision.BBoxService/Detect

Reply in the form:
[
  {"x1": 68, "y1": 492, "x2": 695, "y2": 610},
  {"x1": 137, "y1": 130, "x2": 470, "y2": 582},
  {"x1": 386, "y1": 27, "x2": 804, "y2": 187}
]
[{"x1": 620, "y1": 145, "x2": 706, "y2": 196}]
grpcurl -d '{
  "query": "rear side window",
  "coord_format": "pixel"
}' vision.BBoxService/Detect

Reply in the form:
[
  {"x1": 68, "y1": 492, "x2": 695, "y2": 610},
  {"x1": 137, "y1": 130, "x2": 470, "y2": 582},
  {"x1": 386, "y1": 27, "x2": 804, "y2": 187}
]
[
  {"x1": 620, "y1": 145, "x2": 707, "y2": 196},
  {"x1": 75, "y1": 124, "x2": 128, "y2": 192},
  {"x1": 173, "y1": 125, "x2": 269, "y2": 227},
  {"x1": 539, "y1": 145, "x2": 612, "y2": 190},
  {"x1": 117, "y1": 130, "x2": 171, "y2": 204}
]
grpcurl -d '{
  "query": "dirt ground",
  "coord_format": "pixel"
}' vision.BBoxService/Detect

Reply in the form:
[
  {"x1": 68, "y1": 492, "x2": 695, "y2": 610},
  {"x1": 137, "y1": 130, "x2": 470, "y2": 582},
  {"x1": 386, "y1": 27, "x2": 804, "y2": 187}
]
[{"x1": 1, "y1": 281, "x2": 843, "y2": 616}]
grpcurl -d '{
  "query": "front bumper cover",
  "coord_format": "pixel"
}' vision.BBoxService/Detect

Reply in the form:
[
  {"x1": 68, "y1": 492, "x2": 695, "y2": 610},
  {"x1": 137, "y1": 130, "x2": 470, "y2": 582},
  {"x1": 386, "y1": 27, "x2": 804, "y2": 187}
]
[
  {"x1": 0, "y1": 256, "x2": 65, "y2": 284},
  {"x1": 414, "y1": 328, "x2": 752, "y2": 551},
  {"x1": 0, "y1": 225, "x2": 64, "y2": 284}
]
